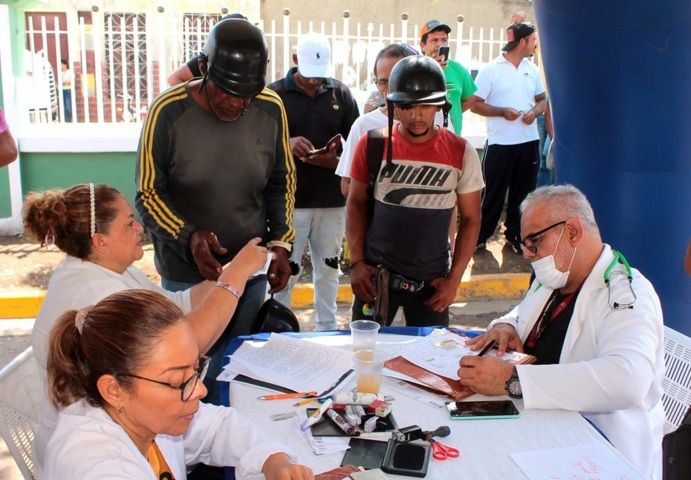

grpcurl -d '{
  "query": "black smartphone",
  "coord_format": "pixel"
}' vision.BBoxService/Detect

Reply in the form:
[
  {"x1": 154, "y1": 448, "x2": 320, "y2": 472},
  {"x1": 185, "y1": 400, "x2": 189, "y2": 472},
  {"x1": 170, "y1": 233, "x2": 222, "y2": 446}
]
[
  {"x1": 437, "y1": 45, "x2": 450, "y2": 61},
  {"x1": 445, "y1": 400, "x2": 520, "y2": 420}
]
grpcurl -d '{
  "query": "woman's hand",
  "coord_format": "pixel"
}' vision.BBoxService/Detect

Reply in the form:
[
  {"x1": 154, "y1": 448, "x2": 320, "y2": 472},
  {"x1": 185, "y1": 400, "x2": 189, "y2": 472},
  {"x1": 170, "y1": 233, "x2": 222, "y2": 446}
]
[
  {"x1": 262, "y1": 453, "x2": 314, "y2": 480},
  {"x1": 227, "y1": 237, "x2": 270, "y2": 278}
]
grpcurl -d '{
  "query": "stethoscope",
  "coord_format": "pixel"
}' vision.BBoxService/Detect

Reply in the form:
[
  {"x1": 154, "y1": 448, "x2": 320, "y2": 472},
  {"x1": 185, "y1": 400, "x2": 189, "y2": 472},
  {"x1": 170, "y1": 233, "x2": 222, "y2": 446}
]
[{"x1": 604, "y1": 250, "x2": 637, "y2": 310}]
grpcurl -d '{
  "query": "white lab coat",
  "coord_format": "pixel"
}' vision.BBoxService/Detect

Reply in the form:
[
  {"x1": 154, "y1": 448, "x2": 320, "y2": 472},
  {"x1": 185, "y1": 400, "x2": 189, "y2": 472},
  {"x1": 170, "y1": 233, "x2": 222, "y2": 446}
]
[
  {"x1": 32, "y1": 255, "x2": 191, "y2": 467},
  {"x1": 490, "y1": 244, "x2": 665, "y2": 479},
  {"x1": 43, "y1": 400, "x2": 292, "y2": 479}
]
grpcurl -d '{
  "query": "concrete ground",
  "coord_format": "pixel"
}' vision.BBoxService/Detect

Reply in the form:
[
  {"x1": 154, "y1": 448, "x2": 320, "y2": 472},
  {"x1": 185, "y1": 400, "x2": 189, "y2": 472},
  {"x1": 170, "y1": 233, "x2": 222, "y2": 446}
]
[{"x1": 0, "y1": 297, "x2": 517, "y2": 478}]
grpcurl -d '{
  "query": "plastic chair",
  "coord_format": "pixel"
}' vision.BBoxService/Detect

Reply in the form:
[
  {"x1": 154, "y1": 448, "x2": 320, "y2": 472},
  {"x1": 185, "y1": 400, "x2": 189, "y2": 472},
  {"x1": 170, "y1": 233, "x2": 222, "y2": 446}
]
[
  {"x1": 0, "y1": 347, "x2": 42, "y2": 479},
  {"x1": 662, "y1": 326, "x2": 691, "y2": 434}
]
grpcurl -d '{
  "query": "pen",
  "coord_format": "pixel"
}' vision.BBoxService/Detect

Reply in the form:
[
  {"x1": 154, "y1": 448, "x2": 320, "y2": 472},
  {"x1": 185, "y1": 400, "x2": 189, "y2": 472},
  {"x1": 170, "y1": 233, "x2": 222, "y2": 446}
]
[
  {"x1": 300, "y1": 398, "x2": 333, "y2": 431},
  {"x1": 257, "y1": 391, "x2": 317, "y2": 401},
  {"x1": 477, "y1": 340, "x2": 497, "y2": 357},
  {"x1": 293, "y1": 397, "x2": 319, "y2": 407}
]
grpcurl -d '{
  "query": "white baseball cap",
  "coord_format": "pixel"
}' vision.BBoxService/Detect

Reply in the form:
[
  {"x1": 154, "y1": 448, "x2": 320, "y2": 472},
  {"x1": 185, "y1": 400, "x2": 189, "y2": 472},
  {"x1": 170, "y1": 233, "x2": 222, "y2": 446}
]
[{"x1": 296, "y1": 32, "x2": 333, "y2": 78}]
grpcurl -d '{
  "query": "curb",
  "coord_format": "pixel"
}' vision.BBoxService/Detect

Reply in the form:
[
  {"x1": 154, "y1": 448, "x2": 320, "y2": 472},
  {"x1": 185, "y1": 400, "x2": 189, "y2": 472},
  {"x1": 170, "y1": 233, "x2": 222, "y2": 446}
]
[{"x1": 0, "y1": 273, "x2": 531, "y2": 319}]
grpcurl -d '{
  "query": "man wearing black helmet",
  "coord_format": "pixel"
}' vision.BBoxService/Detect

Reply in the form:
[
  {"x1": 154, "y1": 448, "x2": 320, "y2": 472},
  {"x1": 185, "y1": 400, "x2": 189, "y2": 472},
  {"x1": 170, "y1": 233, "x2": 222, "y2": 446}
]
[
  {"x1": 346, "y1": 56, "x2": 484, "y2": 326},
  {"x1": 167, "y1": 12, "x2": 249, "y2": 86},
  {"x1": 136, "y1": 18, "x2": 295, "y2": 404}
]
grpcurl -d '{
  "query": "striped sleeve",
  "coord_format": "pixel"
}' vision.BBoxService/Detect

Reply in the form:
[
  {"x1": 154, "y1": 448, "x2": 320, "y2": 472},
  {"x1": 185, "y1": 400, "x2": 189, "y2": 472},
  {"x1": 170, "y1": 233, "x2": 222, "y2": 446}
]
[
  {"x1": 135, "y1": 85, "x2": 197, "y2": 255},
  {"x1": 256, "y1": 88, "x2": 296, "y2": 245}
]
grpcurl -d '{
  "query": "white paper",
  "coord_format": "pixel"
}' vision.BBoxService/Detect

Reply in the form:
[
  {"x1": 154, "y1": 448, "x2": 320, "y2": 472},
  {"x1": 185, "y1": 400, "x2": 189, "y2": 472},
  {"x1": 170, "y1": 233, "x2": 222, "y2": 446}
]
[
  {"x1": 227, "y1": 334, "x2": 353, "y2": 394},
  {"x1": 510, "y1": 443, "x2": 645, "y2": 480},
  {"x1": 289, "y1": 413, "x2": 350, "y2": 455},
  {"x1": 396, "y1": 330, "x2": 473, "y2": 380}
]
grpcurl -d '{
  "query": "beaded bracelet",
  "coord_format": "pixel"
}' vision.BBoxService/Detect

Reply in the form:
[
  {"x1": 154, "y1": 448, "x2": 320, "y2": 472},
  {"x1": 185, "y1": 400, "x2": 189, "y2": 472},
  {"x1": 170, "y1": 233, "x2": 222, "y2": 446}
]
[{"x1": 215, "y1": 280, "x2": 242, "y2": 299}]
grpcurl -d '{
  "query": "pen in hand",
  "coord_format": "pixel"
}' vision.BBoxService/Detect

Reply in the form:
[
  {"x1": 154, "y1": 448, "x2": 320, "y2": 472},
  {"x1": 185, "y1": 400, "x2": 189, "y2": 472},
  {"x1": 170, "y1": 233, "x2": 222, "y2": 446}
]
[{"x1": 477, "y1": 340, "x2": 497, "y2": 357}]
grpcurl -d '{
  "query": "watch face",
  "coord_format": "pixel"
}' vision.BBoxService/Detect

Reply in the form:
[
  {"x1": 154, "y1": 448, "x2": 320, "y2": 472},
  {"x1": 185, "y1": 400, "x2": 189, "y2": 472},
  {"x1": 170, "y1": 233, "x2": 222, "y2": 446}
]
[{"x1": 507, "y1": 376, "x2": 522, "y2": 398}]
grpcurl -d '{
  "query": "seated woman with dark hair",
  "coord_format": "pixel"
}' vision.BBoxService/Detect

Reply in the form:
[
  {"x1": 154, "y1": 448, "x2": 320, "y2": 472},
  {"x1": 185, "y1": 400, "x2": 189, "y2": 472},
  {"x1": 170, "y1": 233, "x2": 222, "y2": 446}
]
[
  {"x1": 23, "y1": 183, "x2": 269, "y2": 465},
  {"x1": 44, "y1": 289, "x2": 312, "y2": 479}
]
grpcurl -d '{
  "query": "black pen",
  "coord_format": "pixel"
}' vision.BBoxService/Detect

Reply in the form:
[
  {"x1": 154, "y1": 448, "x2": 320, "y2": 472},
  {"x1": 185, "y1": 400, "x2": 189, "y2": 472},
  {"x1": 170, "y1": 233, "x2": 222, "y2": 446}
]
[{"x1": 477, "y1": 340, "x2": 497, "y2": 356}]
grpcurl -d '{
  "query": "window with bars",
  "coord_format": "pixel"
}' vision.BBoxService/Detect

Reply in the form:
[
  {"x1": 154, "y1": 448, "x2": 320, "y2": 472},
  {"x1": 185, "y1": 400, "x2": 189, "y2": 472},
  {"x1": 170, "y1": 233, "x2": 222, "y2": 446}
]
[
  {"x1": 103, "y1": 12, "x2": 148, "y2": 107},
  {"x1": 181, "y1": 13, "x2": 223, "y2": 60}
]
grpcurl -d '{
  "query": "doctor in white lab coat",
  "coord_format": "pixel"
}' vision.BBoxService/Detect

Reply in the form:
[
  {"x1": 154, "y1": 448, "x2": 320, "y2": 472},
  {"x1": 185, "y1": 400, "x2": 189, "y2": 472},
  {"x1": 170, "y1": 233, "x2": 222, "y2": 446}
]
[{"x1": 459, "y1": 185, "x2": 665, "y2": 480}]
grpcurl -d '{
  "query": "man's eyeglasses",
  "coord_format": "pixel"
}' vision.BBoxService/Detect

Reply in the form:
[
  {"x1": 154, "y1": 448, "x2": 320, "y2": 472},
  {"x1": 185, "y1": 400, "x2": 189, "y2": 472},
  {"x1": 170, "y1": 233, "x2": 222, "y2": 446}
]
[
  {"x1": 520, "y1": 221, "x2": 566, "y2": 255},
  {"x1": 117, "y1": 356, "x2": 210, "y2": 402}
]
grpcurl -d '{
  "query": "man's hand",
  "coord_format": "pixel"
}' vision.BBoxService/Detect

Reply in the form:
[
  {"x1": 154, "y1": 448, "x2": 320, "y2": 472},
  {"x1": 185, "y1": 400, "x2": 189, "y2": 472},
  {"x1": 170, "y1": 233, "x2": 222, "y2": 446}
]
[
  {"x1": 350, "y1": 262, "x2": 377, "y2": 302},
  {"x1": 458, "y1": 355, "x2": 514, "y2": 396},
  {"x1": 521, "y1": 109, "x2": 537, "y2": 125},
  {"x1": 465, "y1": 323, "x2": 524, "y2": 355},
  {"x1": 501, "y1": 107, "x2": 521, "y2": 121},
  {"x1": 189, "y1": 230, "x2": 228, "y2": 281},
  {"x1": 290, "y1": 136, "x2": 315, "y2": 159},
  {"x1": 429, "y1": 51, "x2": 448, "y2": 69},
  {"x1": 425, "y1": 276, "x2": 459, "y2": 313},
  {"x1": 267, "y1": 246, "x2": 291, "y2": 293},
  {"x1": 262, "y1": 452, "x2": 314, "y2": 480}
]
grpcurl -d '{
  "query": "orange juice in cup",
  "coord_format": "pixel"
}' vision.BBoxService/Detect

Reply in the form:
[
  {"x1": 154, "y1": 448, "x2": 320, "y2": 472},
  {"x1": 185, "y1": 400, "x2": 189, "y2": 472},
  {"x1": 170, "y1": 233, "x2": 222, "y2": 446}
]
[{"x1": 354, "y1": 349, "x2": 383, "y2": 394}]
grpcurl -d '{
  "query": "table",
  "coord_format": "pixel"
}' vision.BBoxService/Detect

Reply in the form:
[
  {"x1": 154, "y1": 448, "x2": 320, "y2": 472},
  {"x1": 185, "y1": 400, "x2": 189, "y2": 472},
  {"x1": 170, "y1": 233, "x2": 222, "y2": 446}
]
[{"x1": 222, "y1": 328, "x2": 630, "y2": 479}]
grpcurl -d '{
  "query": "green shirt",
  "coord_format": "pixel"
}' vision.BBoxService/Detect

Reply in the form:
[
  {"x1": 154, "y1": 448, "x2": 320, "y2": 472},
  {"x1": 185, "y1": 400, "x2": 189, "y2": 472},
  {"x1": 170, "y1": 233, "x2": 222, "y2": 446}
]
[{"x1": 444, "y1": 59, "x2": 477, "y2": 135}]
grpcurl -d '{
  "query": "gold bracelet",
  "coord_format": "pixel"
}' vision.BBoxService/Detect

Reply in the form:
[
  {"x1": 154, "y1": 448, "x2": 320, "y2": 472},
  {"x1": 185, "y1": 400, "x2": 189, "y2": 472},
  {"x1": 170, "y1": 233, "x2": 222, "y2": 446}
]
[{"x1": 215, "y1": 281, "x2": 242, "y2": 299}]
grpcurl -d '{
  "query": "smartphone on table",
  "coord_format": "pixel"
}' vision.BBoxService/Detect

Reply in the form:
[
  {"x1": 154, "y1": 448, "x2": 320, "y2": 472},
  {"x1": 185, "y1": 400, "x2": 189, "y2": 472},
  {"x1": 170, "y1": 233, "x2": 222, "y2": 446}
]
[
  {"x1": 437, "y1": 45, "x2": 450, "y2": 62},
  {"x1": 445, "y1": 400, "x2": 520, "y2": 420}
]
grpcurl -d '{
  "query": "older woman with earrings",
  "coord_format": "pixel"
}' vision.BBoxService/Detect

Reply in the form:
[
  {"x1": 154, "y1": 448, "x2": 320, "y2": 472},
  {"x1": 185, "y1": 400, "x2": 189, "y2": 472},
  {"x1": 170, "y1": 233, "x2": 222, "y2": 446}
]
[
  {"x1": 23, "y1": 183, "x2": 270, "y2": 467},
  {"x1": 43, "y1": 289, "x2": 313, "y2": 479}
]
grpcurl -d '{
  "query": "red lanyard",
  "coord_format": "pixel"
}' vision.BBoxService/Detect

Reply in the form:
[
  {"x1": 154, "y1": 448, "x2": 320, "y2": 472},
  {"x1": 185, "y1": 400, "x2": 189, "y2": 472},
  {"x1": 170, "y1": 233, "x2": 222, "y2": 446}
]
[{"x1": 525, "y1": 290, "x2": 577, "y2": 349}]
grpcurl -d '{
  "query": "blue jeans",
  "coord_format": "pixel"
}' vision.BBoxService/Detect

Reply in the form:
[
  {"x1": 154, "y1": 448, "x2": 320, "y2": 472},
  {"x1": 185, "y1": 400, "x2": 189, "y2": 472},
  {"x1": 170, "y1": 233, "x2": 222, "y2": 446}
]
[
  {"x1": 162, "y1": 275, "x2": 267, "y2": 405},
  {"x1": 274, "y1": 207, "x2": 344, "y2": 330}
]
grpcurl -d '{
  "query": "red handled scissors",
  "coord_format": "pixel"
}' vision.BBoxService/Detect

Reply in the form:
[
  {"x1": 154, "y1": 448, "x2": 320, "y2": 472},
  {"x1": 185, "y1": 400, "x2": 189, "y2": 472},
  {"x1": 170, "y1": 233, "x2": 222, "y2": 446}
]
[{"x1": 430, "y1": 439, "x2": 459, "y2": 461}]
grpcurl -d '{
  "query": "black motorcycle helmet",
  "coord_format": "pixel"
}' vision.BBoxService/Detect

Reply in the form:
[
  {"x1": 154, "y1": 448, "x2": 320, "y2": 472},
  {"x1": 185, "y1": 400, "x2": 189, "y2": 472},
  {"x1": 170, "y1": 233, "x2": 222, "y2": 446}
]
[
  {"x1": 203, "y1": 19, "x2": 268, "y2": 98},
  {"x1": 385, "y1": 55, "x2": 450, "y2": 164},
  {"x1": 250, "y1": 295, "x2": 300, "y2": 334}
]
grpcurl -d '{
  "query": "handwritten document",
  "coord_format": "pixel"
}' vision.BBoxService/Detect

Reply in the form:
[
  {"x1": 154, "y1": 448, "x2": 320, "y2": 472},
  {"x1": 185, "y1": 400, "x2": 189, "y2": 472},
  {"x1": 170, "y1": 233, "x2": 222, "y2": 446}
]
[
  {"x1": 395, "y1": 331, "x2": 473, "y2": 379},
  {"x1": 226, "y1": 333, "x2": 353, "y2": 394},
  {"x1": 510, "y1": 443, "x2": 645, "y2": 480}
]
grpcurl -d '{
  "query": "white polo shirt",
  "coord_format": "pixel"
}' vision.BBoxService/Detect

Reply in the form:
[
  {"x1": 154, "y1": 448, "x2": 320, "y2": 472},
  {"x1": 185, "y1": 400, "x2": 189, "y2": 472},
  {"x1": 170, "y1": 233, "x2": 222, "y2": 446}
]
[{"x1": 474, "y1": 54, "x2": 544, "y2": 146}]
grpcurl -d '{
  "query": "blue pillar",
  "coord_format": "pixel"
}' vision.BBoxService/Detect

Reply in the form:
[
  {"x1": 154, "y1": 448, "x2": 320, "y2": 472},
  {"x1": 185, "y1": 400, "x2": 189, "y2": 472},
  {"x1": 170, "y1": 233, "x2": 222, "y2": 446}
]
[{"x1": 533, "y1": 0, "x2": 691, "y2": 334}]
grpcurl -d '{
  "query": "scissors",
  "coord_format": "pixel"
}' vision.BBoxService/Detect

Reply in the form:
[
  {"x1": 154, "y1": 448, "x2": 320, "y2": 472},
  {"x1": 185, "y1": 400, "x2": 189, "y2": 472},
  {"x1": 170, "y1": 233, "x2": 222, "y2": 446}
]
[{"x1": 430, "y1": 439, "x2": 459, "y2": 461}]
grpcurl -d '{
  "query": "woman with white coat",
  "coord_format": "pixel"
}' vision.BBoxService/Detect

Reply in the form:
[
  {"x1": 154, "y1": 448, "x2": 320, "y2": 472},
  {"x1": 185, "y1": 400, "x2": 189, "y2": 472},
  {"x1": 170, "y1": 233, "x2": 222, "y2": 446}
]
[
  {"x1": 44, "y1": 289, "x2": 313, "y2": 479},
  {"x1": 23, "y1": 183, "x2": 270, "y2": 465},
  {"x1": 459, "y1": 185, "x2": 665, "y2": 480}
]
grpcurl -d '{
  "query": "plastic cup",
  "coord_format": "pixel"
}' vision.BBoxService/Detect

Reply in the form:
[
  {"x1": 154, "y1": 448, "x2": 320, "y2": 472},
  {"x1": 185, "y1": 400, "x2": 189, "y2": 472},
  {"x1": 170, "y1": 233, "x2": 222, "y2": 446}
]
[
  {"x1": 353, "y1": 349, "x2": 384, "y2": 394},
  {"x1": 349, "y1": 319, "x2": 380, "y2": 352}
]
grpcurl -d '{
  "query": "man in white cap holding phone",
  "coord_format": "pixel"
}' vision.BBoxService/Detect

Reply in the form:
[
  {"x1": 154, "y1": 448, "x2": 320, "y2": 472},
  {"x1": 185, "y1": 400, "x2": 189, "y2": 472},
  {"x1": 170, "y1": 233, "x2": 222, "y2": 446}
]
[{"x1": 270, "y1": 32, "x2": 359, "y2": 330}]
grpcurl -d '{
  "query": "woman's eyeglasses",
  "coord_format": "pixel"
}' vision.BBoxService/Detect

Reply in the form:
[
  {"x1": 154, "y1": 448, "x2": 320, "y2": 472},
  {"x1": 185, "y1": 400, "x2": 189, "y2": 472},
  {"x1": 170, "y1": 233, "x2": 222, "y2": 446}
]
[{"x1": 117, "y1": 356, "x2": 210, "y2": 402}]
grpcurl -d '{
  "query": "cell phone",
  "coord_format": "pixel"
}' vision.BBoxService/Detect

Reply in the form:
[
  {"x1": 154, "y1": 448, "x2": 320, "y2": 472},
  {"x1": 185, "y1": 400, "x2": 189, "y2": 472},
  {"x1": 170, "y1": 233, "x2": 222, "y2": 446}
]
[
  {"x1": 307, "y1": 133, "x2": 342, "y2": 156},
  {"x1": 437, "y1": 45, "x2": 450, "y2": 61},
  {"x1": 445, "y1": 400, "x2": 520, "y2": 420}
]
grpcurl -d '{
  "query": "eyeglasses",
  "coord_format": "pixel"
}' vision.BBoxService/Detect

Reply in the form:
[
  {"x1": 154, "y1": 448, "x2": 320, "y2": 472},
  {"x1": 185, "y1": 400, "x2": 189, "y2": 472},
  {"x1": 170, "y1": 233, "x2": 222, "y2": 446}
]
[
  {"x1": 117, "y1": 356, "x2": 210, "y2": 402},
  {"x1": 520, "y1": 221, "x2": 566, "y2": 255}
]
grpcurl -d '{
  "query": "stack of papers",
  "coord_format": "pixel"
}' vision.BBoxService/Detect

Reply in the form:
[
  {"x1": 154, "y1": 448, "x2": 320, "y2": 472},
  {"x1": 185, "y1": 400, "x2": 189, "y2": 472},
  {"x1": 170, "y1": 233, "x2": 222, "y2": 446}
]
[
  {"x1": 290, "y1": 413, "x2": 350, "y2": 455},
  {"x1": 219, "y1": 333, "x2": 353, "y2": 395}
]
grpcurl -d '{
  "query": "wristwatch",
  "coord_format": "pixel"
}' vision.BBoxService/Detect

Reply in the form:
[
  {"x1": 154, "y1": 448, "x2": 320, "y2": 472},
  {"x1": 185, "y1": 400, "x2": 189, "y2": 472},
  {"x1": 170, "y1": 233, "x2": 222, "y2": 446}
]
[{"x1": 505, "y1": 372, "x2": 523, "y2": 399}]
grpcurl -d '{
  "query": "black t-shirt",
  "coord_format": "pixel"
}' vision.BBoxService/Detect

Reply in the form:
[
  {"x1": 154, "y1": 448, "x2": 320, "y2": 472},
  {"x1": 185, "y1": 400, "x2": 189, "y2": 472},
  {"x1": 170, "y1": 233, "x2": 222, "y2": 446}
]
[
  {"x1": 268, "y1": 67, "x2": 359, "y2": 208},
  {"x1": 186, "y1": 54, "x2": 203, "y2": 77},
  {"x1": 524, "y1": 288, "x2": 580, "y2": 365}
]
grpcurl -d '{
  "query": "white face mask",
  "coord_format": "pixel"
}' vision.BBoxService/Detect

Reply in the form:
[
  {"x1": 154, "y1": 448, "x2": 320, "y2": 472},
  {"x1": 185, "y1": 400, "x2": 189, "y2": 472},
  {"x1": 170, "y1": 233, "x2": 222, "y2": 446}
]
[{"x1": 531, "y1": 225, "x2": 576, "y2": 290}]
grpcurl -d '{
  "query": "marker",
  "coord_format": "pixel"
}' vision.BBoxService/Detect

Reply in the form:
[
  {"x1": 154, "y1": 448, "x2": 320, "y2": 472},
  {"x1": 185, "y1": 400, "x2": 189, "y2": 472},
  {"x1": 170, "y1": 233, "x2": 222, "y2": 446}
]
[
  {"x1": 300, "y1": 398, "x2": 333, "y2": 431},
  {"x1": 477, "y1": 340, "x2": 497, "y2": 357}
]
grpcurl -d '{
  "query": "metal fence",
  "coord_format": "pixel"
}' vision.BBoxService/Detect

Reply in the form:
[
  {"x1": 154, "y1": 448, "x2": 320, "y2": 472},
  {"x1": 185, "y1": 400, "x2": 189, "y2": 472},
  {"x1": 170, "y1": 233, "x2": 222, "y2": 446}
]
[{"x1": 22, "y1": 11, "x2": 507, "y2": 125}]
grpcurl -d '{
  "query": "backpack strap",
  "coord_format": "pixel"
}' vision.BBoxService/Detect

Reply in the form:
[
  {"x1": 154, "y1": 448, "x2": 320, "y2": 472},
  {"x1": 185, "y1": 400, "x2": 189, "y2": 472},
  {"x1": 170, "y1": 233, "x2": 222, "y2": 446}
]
[{"x1": 366, "y1": 127, "x2": 386, "y2": 199}]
